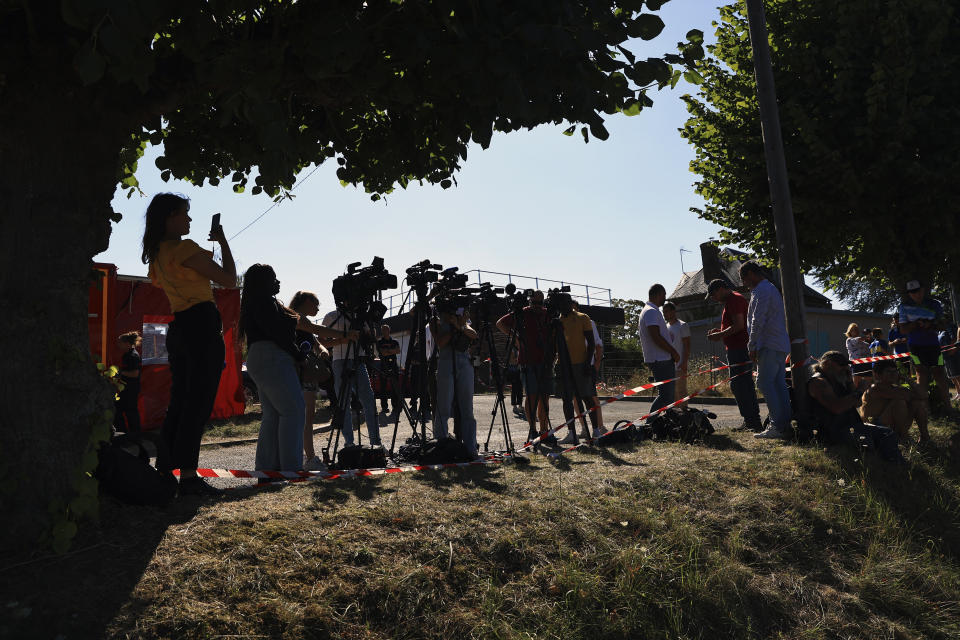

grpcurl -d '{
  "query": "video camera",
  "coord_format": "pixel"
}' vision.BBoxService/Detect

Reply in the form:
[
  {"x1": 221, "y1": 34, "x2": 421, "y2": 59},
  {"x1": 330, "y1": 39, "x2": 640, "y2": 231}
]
[
  {"x1": 405, "y1": 259, "x2": 443, "y2": 291},
  {"x1": 504, "y1": 283, "x2": 533, "y2": 313},
  {"x1": 332, "y1": 256, "x2": 397, "y2": 329},
  {"x1": 545, "y1": 285, "x2": 573, "y2": 317},
  {"x1": 432, "y1": 266, "x2": 469, "y2": 296}
]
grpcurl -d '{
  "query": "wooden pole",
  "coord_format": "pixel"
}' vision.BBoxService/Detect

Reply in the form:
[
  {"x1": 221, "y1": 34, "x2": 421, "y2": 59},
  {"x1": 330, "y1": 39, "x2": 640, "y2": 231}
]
[{"x1": 744, "y1": 0, "x2": 812, "y2": 434}]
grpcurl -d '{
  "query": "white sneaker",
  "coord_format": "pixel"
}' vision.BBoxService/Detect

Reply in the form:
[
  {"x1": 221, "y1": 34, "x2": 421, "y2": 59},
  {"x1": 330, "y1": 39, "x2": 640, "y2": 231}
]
[
  {"x1": 558, "y1": 432, "x2": 579, "y2": 445},
  {"x1": 304, "y1": 456, "x2": 328, "y2": 472},
  {"x1": 753, "y1": 426, "x2": 789, "y2": 440}
]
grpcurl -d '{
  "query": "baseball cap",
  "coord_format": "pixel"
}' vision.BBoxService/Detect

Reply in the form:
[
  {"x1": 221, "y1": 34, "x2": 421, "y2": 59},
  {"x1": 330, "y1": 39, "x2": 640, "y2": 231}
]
[
  {"x1": 906, "y1": 280, "x2": 922, "y2": 292},
  {"x1": 705, "y1": 278, "x2": 731, "y2": 299}
]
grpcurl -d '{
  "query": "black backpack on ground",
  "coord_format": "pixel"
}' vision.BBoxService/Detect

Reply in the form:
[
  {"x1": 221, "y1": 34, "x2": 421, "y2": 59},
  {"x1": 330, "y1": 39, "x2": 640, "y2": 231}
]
[
  {"x1": 335, "y1": 444, "x2": 387, "y2": 470},
  {"x1": 598, "y1": 421, "x2": 639, "y2": 446},
  {"x1": 95, "y1": 440, "x2": 178, "y2": 506},
  {"x1": 647, "y1": 408, "x2": 716, "y2": 443},
  {"x1": 418, "y1": 438, "x2": 474, "y2": 465}
]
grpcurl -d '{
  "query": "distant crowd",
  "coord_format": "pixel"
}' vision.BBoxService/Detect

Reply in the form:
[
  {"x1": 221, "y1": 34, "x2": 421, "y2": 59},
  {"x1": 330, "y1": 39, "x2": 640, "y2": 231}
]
[{"x1": 112, "y1": 193, "x2": 958, "y2": 496}]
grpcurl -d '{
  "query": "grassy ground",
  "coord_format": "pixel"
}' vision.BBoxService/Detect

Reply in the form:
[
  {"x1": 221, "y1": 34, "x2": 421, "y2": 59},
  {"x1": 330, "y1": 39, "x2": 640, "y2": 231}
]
[
  {"x1": 202, "y1": 402, "x2": 332, "y2": 442},
  {"x1": 5, "y1": 416, "x2": 960, "y2": 639}
]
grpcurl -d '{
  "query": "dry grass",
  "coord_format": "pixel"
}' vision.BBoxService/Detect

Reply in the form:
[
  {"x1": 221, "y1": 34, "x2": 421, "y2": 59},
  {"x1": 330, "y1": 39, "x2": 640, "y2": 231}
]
[{"x1": 4, "y1": 418, "x2": 960, "y2": 639}]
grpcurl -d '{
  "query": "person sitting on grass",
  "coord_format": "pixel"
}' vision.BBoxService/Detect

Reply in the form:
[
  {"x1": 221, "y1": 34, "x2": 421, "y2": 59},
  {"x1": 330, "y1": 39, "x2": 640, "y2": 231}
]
[
  {"x1": 807, "y1": 351, "x2": 904, "y2": 464},
  {"x1": 860, "y1": 360, "x2": 929, "y2": 444}
]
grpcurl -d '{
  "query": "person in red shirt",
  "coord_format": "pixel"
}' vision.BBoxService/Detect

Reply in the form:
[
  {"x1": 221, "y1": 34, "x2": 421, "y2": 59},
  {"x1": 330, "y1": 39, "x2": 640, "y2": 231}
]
[
  {"x1": 497, "y1": 290, "x2": 555, "y2": 443},
  {"x1": 707, "y1": 279, "x2": 762, "y2": 431}
]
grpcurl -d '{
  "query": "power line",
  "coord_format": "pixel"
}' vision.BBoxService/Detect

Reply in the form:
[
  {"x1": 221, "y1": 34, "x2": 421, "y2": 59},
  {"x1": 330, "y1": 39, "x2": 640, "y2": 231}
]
[{"x1": 229, "y1": 164, "x2": 322, "y2": 241}]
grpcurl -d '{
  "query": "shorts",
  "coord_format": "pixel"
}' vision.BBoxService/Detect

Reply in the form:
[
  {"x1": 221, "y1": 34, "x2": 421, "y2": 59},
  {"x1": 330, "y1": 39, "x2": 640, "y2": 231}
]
[
  {"x1": 851, "y1": 361, "x2": 873, "y2": 376},
  {"x1": 910, "y1": 345, "x2": 944, "y2": 368},
  {"x1": 560, "y1": 364, "x2": 597, "y2": 399},
  {"x1": 944, "y1": 351, "x2": 960, "y2": 378},
  {"x1": 522, "y1": 364, "x2": 554, "y2": 396}
]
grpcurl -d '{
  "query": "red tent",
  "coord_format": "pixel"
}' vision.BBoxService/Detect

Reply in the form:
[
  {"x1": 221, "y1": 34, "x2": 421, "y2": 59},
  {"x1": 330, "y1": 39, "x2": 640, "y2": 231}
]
[{"x1": 89, "y1": 263, "x2": 245, "y2": 429}]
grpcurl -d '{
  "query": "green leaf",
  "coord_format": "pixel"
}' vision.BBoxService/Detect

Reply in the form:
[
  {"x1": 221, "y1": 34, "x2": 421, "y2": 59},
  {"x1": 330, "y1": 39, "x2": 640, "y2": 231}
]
[
  {"x1": 629, "y1": 14, "x2": 665, "y2": 41},
  {"x1": 51, "y1": 520, "x2": 78, "y2": 554},
  {"x1": 622, "y1": 99, "x2": 643, "y2": 116},
  {"x1": 73, "y1": 43, "x2": 106, "y2": 85},
  {"x1": 440, "y1": 179, "x2": 452, "y2": 189},
  {"x1": 683, "y1": 70, "x2": 704, "y2": 85},
  {"x1": 686, "y1": 29, "x2": 704, "y2": 44},
  {"x1": 562, "y1": 125, "x2": 577, "y2": 136}
]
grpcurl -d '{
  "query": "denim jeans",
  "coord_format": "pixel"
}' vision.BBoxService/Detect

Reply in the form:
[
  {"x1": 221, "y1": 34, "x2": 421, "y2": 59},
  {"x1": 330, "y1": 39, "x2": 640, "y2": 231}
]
[
  {"x1": 332, "y1": 359, "x2": 381, "y2": 447},
  {"x1": 247, "y1": 341, "x2": 306, "y2": 471},
  {"x1": 157, "y1": 301, "x2": 224, "y2": 473},
  {"x1": 726, "y1": 347, "x2": 761, "y2": 425},
  {"x1": 647, "y1": 359, "x2": 676, "y2": 417},
  {"x1": 756, "y1": 348, "x2": 792, "y2": 431},
  {"x1": 435, "y1": 349, "x2": 477, "y2": 456}
]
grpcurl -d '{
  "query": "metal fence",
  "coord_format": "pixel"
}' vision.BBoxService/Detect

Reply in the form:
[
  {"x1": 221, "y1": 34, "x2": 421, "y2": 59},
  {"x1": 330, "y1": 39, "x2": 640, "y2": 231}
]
[{"x1": 382, "y1": 268, "x2": 613, "y2": 317}]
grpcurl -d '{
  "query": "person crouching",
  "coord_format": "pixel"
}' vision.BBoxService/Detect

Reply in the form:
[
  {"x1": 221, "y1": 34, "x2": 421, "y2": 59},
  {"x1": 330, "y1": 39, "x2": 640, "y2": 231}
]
[{"x1": 807, "y1": 351, "x2": 904, "y2": 463}]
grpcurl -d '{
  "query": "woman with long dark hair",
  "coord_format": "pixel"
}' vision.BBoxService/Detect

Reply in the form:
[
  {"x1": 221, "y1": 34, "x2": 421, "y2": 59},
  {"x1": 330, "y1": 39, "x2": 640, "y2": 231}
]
[
  {"x1": 240, "y1": 265, "x2": 309, "y2": 473},
  {"x1": 143, "y1": 193, "x2": 236, "y2": 496}
]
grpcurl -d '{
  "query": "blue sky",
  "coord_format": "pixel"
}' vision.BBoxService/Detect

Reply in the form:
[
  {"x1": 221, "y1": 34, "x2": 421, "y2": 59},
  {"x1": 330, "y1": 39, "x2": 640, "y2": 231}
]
[{"x1": 99, "y1": 1, "x2": 832, "y2": 314}]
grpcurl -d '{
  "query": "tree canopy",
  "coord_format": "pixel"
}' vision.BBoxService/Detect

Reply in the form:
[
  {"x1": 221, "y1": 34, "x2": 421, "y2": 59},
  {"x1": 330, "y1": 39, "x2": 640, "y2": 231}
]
[
  {"x1": 681, "y1": 0, "x2": 960, "y2": 304},
  {"x1": 4, "y1": 0, "x2": 705, "y2": 200},
  {"x1": 0, "y1": 0, "x2": 704, "y2": 551}
]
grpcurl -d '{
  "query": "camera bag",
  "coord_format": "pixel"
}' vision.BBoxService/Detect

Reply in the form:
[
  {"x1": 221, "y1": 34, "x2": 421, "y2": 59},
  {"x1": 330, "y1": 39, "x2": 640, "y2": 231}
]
[
  {"x1": 335, "y1": 444, "x2": 387, "y2": 470},
  {"x1": 648, "y1": 408, "x2": 716, "y2": 443},
  {"x1": 597, "y1": 420, "x2": 639, "y2": 445},
  {"x1": 95, "y1": 440, "x2": 178, "y2": 506},
  {"x1": 418, "y1": 438, "x2": 475, "y2": 465}
]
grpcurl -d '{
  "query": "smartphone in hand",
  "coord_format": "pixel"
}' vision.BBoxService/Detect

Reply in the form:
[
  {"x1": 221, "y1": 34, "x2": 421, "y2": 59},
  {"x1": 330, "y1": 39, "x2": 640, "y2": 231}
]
[{"x1": 210, "y1": 213, "x2": 221, "y2": 233}]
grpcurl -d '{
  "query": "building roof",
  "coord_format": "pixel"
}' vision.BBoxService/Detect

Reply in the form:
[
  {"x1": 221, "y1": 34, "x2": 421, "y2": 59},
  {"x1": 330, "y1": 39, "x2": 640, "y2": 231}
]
[{"x1": 669, "y1": 247, "x2": 831, "y2": 308}]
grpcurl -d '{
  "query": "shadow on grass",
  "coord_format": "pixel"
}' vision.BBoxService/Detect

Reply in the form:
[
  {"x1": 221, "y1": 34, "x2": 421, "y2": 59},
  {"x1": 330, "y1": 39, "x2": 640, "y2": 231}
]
[
  {"x1": 1, "y1": 495, "x2": 206, "y2": 640},
  {"x1": 829, "y1": 444, "x2": 960, "y2": 563},
  {"x1": 410, "y1": 465, "x2": 509, "y2": 494},
  {"x1": 309, "y1": 475, "x2": 395, "y2": 503},
  {"x1": 703, "y1": 433, "x2": 747, "y2": 451}
]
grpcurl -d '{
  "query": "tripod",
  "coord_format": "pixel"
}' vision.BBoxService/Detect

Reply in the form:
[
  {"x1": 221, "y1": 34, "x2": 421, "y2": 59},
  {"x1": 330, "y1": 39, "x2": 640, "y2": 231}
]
[
  {"x1": 474, "y1": 305, "x2": 517, "y2": 455},
  {"x1": 321, "y1": 310, "x2": 384, "y2": 465},
  {"x1": 551, "y1": 313, "x2": 595, "y2": 443},
  {"x1": 387, "y1": 286, "x2": 435, "y2": 454}
]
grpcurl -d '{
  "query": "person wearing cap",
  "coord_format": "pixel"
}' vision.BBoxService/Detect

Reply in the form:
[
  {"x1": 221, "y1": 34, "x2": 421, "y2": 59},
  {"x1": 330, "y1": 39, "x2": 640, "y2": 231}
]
[
  {"x1": 738, "y1": 262, "x2": 793, "y2": 439},
  {"x1": 807, "y1": 351, "x2": 904, "y2": 463},
  {"x1": 707, "y1": 278, "x2": 762, "y2": 431},
  {"x1": 897, "y1": 280, "x2": 950, "y2": 406}
]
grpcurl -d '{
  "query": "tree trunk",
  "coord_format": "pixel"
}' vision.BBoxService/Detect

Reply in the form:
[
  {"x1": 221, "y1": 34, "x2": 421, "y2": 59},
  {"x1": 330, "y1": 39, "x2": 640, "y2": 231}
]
[{"x1": 0, "y1": 90, "x2": 131, "y2": 551}]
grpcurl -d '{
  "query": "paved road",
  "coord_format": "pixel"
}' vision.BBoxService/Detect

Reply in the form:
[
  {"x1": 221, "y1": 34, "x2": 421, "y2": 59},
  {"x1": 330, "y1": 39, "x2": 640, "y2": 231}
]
[{"x1": 188, "y1": 395, "x2": 750, "y2": 488}]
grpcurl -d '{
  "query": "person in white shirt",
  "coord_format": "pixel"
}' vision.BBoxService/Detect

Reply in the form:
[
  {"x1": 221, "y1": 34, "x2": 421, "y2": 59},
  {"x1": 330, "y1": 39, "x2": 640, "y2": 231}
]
[
  {"x1": 638, "y1": 284, "x2": 681, "y2": 419},
  {"x1": 321, "y1": 309, "x2": 382, "y2": 448},
  {"x1": 662, "y1": 301, "x2": 691, "y2": 409}
]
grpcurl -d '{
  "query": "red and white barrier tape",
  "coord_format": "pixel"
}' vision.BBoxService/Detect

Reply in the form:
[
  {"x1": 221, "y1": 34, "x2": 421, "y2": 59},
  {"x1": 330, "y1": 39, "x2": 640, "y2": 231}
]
[
  {"x1": 545, "y1": 369, "x2": 754, "y2": 459},
  {"x1": 518, "y1": 360, "x2": 750, "y2": 451},
  {"x1": 175, "y1": 456, "x2": 509, "y2": 483}
]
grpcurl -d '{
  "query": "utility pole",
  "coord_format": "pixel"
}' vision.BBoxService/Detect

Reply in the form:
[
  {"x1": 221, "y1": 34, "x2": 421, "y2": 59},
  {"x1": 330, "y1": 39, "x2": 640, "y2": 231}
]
[{"x1": 744, "y1": 0, "x2": 812, "y2": 434}]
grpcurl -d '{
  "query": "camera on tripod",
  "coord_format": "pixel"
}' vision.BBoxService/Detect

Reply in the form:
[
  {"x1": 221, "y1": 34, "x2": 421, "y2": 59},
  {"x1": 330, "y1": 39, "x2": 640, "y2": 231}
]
[
  {"x1": 545, "y1": 286, "x2": 573, "y2": 317},
  {"x1": 331, "y1": 257, "x2": 398, "y2": 347},
  {"x1": 504, "y1": 283, "x2": 532, "y2": 313},
  {"x1": 405, "y1": 259, "x2": 443, "y2": 290}
]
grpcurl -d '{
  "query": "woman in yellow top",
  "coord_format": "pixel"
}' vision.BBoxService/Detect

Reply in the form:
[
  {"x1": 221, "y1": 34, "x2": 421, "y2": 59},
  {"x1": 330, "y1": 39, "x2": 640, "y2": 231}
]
[{"x1": 142, "y1": 193, "x2": 237, "y2": 496}]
